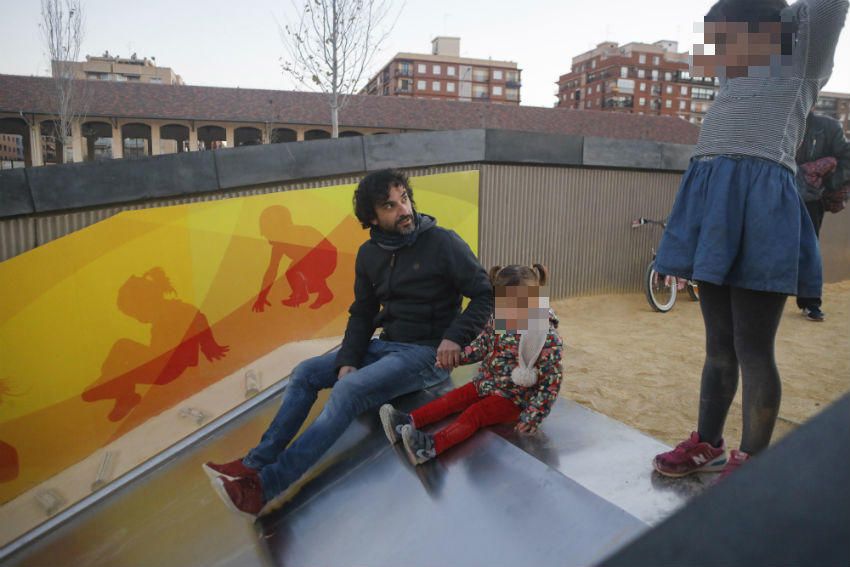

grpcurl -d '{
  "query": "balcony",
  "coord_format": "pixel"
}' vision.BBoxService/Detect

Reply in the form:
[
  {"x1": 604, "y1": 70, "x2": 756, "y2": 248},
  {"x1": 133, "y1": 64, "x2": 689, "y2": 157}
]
[
  {"x1": 505, "y1": 80, "x2": 521, "y2": 89},
  {"x1": 394, "y1": 69, "x2": 412, "y2": 78},
  {"x1": 603, "y1": 97, "x2": 634, "y2": 109}
]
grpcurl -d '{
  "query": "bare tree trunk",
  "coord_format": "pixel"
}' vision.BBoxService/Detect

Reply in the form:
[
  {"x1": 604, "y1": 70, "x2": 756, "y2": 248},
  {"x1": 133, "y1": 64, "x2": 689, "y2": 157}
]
[
  {"x1": 278, "y1": 0, "x2": 398, "y2": 140},
  {"x1": 40, "y1": 0, "x2": 86, "y2": 164}
]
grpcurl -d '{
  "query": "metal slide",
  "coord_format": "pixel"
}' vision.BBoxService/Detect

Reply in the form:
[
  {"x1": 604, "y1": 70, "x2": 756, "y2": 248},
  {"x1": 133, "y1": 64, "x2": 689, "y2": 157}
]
[{"x1": 5, "y1": 369, "x2": 706, "y2": 567}]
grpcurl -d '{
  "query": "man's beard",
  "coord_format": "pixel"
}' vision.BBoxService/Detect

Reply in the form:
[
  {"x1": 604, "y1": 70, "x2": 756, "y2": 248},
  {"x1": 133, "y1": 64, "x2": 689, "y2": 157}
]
[
  {"x1": 381, "y1": 213, "x2": 415, "y2": 235},
  {"x1": 395, "y1": 214, "x2": 415, "y2": 235}
]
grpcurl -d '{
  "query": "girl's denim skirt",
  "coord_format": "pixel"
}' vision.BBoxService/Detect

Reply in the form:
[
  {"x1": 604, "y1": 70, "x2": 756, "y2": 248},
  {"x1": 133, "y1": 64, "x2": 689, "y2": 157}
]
[{"x1": 654, "y1": 154, "x2": 822, "y2": 297}]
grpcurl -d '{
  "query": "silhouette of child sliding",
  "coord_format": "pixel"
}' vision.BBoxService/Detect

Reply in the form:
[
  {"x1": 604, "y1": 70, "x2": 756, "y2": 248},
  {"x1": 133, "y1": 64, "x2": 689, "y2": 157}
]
[
  {"x1": 81, "y1": 268, "x2": 229, "y2": 422},
  {"x1": 252, "y1": 205, "x2": 337, "y2": 312}
]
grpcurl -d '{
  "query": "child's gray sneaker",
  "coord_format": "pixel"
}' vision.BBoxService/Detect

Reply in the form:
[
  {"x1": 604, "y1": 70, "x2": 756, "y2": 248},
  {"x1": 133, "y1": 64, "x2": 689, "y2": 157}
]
[
  {"x1": 401, "y1": 424, "x2": 436, "y2": 465},
  {"x1": 379, "y1": 403, "x2": 410, "y2": 445}
]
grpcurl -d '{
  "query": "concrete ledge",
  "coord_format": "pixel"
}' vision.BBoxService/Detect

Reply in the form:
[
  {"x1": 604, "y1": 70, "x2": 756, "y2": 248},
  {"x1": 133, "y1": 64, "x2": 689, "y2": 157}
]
[
  {"x1": 364, "y1": 129, "x2": 486, "y2": 170},
  {"x1": 660, "y1": 143, "x2": 694, "y2": 171},
  {"x1": 484, "y1": 130, "x2": 583, "y2": 165},
  {"x1": 27, "y1": 151, "x2": 219, "y2": 213},
  {"x1": 0, "y1": 129, "x2": 696, "y2": 218},
  {"x1": 215, "y1": 137, "x2": 367, "y2": 189},
  {"x1": 583, "y1": 137, "x2": 663, "y2": 170},
  {"x1": 0, "y1": 168, "x2": 33, "y2": 217}
]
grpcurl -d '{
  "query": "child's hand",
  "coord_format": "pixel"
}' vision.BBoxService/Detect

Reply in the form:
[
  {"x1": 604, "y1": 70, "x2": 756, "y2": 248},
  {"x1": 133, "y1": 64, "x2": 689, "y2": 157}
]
[{"x1": 515, "y1": 422, "x2": 537, "y2": 435}]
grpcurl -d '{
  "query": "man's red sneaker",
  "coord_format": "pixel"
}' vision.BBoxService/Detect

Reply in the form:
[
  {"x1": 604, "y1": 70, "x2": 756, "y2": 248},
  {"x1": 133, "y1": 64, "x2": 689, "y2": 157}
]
[
  {"x1": 653, "y1": 431, "x2": 727, "y2": 477},
  {"x1": 212, "y1": 475, "x2": 265, "y2": 519},
  {"x1": 202, "y1": 458, "x2": 257, "y2": 481}
]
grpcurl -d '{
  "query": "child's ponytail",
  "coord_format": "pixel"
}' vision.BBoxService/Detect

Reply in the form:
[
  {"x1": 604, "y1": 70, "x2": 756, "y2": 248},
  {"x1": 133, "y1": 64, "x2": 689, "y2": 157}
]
[
  {"x1": 488, "y1": 265, "x2": 503, "y2": 285},
  {"x1": 532, "y1": 264, "x2": 548, "y2": 286}
]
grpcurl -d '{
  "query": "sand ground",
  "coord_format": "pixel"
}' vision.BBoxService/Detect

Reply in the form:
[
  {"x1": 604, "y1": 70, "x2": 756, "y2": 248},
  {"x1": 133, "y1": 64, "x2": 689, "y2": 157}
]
[{"x1": 551, "y1": 280, "x2": 850, "y2": 448}]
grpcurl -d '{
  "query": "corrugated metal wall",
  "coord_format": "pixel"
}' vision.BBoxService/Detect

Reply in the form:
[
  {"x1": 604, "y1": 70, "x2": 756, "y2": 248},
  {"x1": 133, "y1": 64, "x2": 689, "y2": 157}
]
[{"x1": 479, "y1": 164, "x2": 683, "y2": 298}]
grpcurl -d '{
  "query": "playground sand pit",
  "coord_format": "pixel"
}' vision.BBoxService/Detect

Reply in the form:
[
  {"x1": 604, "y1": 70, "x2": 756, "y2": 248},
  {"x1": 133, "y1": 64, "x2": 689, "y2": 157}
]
[{"x1": 551, "y1": 280, "x2": 850, "y2": 448}]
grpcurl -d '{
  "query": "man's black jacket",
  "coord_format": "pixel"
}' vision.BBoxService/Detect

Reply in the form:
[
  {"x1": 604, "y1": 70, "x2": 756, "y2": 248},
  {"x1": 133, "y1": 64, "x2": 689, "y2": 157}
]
[
  {"x1": 334, "y1": 215, "x2": 492, "y2": 370},
  {"x1": 796, "y1": 112, "x2": 850, "y2": 201}
]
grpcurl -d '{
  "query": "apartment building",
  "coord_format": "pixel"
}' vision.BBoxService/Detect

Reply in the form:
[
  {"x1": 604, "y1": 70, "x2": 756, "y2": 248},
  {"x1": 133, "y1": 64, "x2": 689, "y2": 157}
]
[
  {"x1": 556, "y1": 40, "x2": 718, "y2": 125},
  {"x1": 362, "y1": 37, "x2": 521, "y2": 104},
  {"x1": 53, "y1": 52, "x2": 184, "y2": 85}
]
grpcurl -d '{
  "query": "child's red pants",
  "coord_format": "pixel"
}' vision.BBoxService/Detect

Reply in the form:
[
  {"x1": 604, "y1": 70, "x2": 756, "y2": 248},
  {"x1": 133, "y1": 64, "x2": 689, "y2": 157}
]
[{"x1": 409, "y1": 382, "x2": 520, "y2": 454}]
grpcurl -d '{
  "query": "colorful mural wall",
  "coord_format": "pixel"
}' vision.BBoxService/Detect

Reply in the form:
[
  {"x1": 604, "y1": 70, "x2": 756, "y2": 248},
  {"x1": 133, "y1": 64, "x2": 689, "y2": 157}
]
[{"x1": 0, "y1": 171, "x2": 480, "y2": 504}]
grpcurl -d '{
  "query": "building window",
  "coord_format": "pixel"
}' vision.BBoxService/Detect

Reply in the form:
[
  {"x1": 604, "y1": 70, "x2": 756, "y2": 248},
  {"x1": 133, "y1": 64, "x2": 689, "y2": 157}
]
[
  {"x1": 639, "y1": 97, "x2": 646, "y2": 106},
  {"x1": 506, "y1": 70, "x2": 519, "y2": 82},
  {"x1": 417, "y1": 63, "x2": 426, "y2": 73},
  {"x1": 433, "y1": 64, "x2": 441, "y2": 74},
  {"x1": 653, "y1": 56, "x2": 660, "y2": 65},
  {"x1": 587, "y1": 87, "x2": 592, "y2": 95},
  {"x1": 596, "y1": 84, "x2": 601, "y2": 92},
  {"x1": 493, "y1": 85, "x2": 503, "y2": 96},
  {"x1": 591, "y1": 60, "x2": 596, "y2": 69},
  {"x1": 447, "y1": 82, "x2": 455, "y2": 92},
  {"x1": 493, "y1": 69, "x2": 503, "y2": 80},
  {"x1": 473, "y1": 84, "x2": 489, "y2": 99},
  {"x1": 681, "y1": 86, "x2": 688, "y2": 95},
  {"x1": 472, "y1": 68, "x2": 489, "y2": 81},
  {"x1": 621, "y1": 66, "x2": 628, "y2": 78},
  {"x1": 640, "y1": 82, "x2": 646, "y2": 91},
  {"x1": 400, "y1": 79, "x2": 410, "y2": 91},
  {"x1": 506, "y1": 88, "x2": 519, "y2": 101},
  {"x1": 432, "y1": 81, "x2": 441, "y2": 91},
  {"x1": 417, "y1": 80, "x2": 426, "y2": 90},
  {"x1": 679, "y1": 100, "x2": 686, "y2": 110},
  {"x1": 652, "y1": 69, "x2": 659, "y2": 80},
  {"x1": 587, "y1": 100, "x2": 592, "y2": 108},
  {"x1": 666, "y1": 85, "x2": 673, "y2": 94},
  {"x1": 447, "y1": 66, "x2": 456, "y2": 76},
  {"x1": 638, "y1": 69, "x2": 645, "y2": 79},
  {"x1": 665, "y1": 72, "x2": 672, "y2": 81},
  {"x1": 666, "y1": 100, "x2": 672, "y2": 108},
  {"x1": 639, "y1": 54, "x2": 646, "y2": 64}
]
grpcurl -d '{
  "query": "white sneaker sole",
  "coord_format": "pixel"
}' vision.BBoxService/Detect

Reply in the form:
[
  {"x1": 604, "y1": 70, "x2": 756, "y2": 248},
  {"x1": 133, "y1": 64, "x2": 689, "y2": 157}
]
[
  {"x1": 379, "y1": 405, "x2": 401, "y2": 445},
  {"x1": 653, "y1": 454, "x2": 728, "y2": 477},
  {"x1": 202, "y1": 463, "x2": 241, "y2": 482}
]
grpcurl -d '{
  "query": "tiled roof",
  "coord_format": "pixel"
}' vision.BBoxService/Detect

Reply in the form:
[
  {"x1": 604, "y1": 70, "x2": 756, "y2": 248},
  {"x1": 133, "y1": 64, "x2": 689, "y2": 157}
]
[{"x1": 0, "y1": 74, "x2": 700, "y2": 144}]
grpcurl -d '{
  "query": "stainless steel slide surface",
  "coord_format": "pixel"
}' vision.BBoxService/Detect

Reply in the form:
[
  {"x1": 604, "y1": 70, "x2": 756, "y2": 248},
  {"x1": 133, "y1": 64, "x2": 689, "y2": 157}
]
[{"x1": 6, "y1": 369, "x2": 705, "y2": 567}]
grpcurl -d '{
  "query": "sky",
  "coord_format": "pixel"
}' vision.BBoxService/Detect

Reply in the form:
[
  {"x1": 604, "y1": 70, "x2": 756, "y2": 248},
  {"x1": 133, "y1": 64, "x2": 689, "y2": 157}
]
[{"x1": 1, "y1": 0, "x2": 848, "y2": 108}]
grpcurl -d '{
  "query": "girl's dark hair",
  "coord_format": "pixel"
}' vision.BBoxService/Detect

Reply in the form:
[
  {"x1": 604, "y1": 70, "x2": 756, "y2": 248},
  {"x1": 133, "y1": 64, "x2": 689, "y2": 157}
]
[
  {"x1": 705, "y1": 0, "x2": 796, "y2": 55},
  {"x1": 488, "y1": 264, "x2": 549, "y2": 287},
  {"x1": 353, "y1": 169, "x2": 416, "y2": 228}
]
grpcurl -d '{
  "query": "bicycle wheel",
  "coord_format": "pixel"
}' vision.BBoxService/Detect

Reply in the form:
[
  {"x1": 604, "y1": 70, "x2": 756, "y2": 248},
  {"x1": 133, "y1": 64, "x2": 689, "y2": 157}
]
[
  {"x1": 645, "y1": 262, "x2": 677, "y2": 312},
  {"x1": 687, "y1": 280, "x2": 700, "y2": 301}
]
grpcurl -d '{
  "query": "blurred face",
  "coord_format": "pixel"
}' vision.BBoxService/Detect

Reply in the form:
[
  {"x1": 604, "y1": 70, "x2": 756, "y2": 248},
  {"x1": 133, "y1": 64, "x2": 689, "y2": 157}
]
[
  {"x1": 494, "y1": 285, "x2": 549, "y2": 333},
  {"x1": 372, "y1": 183, "x2": 414, "y2": 234},
  {"x1": 693, "y1": 21, "x2": 786, "y2": 78}
]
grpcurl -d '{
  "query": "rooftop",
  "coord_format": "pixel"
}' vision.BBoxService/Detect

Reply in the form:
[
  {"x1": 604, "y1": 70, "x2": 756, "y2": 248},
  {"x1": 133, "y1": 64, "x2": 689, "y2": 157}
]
[{"x1": 0, "y1": 74, "x2": 700, "y2": 145}]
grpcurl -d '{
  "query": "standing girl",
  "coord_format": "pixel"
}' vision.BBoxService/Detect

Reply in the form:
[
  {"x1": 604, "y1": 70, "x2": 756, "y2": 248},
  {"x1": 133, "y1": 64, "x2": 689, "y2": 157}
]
[
  {"x1": 652, "y1": 0, "x2": 848, "y2": 479},
  {"x1": 379, "y1": 264, "x2": 563, "y2": 465}
]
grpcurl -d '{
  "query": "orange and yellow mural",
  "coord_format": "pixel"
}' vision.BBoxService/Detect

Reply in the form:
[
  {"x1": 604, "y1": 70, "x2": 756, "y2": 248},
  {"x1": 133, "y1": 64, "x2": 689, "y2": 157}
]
[{"x1": 0, "y1": 171, "x2": 480, "y2": 503}]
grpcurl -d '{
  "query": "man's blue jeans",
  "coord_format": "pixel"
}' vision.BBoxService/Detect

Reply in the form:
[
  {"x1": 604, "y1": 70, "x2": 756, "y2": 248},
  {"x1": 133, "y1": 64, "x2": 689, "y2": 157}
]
[{"x1": 243, "y1": 339, "x2": 449, "y2": 501}]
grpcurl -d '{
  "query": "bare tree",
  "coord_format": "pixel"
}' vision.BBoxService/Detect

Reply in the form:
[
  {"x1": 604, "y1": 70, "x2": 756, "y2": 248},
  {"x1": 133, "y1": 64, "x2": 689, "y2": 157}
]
[
  {"x1": 279, "y1": 0, "x2": 398, "y2": 138},
  {"x1": 40, "y1": 0, "x2": 86, "y2": 163}
]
